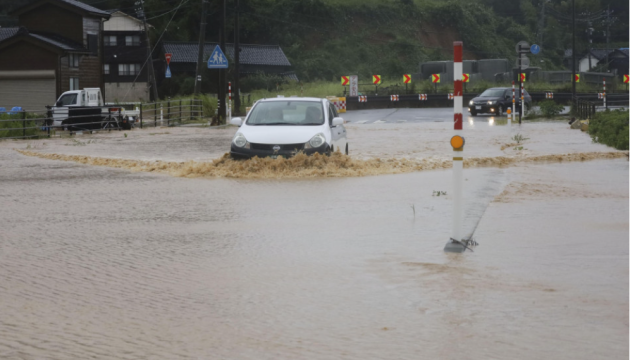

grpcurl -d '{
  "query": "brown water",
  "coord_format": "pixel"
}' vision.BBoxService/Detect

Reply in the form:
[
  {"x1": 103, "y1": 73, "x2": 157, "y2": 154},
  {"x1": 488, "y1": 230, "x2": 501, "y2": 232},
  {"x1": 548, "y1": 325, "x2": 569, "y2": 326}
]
[{"x1": 0, "y1": 123, "x2": 628, "y2": 359}]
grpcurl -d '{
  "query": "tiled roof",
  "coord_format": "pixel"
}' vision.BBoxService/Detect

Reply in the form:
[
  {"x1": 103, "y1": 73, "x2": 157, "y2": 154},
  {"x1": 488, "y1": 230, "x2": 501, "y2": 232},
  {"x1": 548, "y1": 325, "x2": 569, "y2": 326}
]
[
  {"x1": 0, "y1": 27, "x2": 18, "y2": 42},
  {"x1": 163, "y1": 42, "x2": 292, "y2": 67},
  {"x1": 589, "y1": 49, "x2": 611, "y2": 60},
  {"x1": 0, "y1": 28, "x2": 87, "y2": 52},
  {"x1": 12, "y1": 0, "x2": 110, "y2": 18},
  {"x1": 30, "y1": 32, "x2": 87, "y2": 51}
]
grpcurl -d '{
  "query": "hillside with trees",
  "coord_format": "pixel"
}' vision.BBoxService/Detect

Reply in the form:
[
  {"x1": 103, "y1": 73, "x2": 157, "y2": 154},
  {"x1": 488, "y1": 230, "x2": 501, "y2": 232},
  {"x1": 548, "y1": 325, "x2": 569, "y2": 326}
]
[{"x1": 1, "y1": 0, "x2": 628, "y2": 82}]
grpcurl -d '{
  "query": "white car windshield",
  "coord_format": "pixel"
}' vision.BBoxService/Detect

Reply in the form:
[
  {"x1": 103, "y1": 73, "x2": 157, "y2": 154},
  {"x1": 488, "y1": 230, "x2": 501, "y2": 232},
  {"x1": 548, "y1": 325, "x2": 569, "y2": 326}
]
[
  {"x1": 246, "y1": 101, "x2": 324, "y2": 126},
  {"x1": 479, "y1": 89, "x2": 505, "y2": 97}
]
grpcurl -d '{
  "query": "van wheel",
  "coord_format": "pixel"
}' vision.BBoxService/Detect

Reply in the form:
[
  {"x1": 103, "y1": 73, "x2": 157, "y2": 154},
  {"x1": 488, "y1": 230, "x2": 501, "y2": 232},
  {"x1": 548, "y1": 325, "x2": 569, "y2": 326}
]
[{"x1": 345, "y1": 143, "x2": 349, "y2": 155}]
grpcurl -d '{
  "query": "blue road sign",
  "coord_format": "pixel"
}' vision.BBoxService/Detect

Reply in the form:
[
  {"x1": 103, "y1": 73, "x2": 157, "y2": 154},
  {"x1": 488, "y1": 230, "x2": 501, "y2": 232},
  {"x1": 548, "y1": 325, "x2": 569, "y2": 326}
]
[
  {"x1": 165, "y1": 65, "x2": 171, "y2": 78},
  {"x1": 207, "y1": 45, "x2": 229, "y2": 69},
  {"x1": 530, "y1": 44, "x2": 540, "y2": 55}
]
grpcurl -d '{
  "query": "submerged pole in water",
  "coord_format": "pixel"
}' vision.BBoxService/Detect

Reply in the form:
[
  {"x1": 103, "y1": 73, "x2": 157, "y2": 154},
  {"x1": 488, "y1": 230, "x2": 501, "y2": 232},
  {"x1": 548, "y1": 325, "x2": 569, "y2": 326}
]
[
  {"x1": 445, "y1": 41, "x2": 467, "y2": 253},
  {"x1": 507, "y1": 108, "x2": 512, "y2": 129}
]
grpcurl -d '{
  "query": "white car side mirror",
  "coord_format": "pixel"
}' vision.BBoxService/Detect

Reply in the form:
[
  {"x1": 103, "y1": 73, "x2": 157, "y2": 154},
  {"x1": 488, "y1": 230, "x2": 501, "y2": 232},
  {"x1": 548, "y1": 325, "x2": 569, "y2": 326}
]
[
  {"x1": 229, "y1": 117, "x2": 242, "y2": 126},
  {"x1": 332, "y1": 117, "x2": 344, "y2": 126}
]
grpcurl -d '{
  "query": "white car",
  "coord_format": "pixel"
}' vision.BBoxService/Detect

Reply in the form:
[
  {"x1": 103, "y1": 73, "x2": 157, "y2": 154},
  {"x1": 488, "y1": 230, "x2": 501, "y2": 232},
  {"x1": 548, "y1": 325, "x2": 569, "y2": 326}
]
[{"x1": 229, "y1": 97, "x2": 348, "y2": 159}]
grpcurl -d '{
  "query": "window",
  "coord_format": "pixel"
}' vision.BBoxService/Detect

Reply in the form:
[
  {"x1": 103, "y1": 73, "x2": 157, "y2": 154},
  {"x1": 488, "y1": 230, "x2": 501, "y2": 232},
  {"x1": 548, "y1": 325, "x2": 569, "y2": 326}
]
[
  {"x1": 69, "y1": 77, "x2": 79, "y2": 91},
  {"x1": 104, "y1": 35, "x2": 117, "y2": 46},
  {"x1": 246, "y1": 101, "x2": 324, "y2": 126},
  {"x1": 125, "y1": 35, "x2": 140, "y2": 46},
  {"x1": 57, "y1": 93, "x2": 77, "y2": 106},
  {"x1": 69, "y1": 54, "x2": 80, "y2": 68},
  {"x1": 118, "y1": 63, "x2": 141, "y2": 76},
  {"x1": 103, "y1": 64, "x2": 110, "y2": 75},
  {"x1": 88, "y1": 34, "x2": 98, "y2": 54}
]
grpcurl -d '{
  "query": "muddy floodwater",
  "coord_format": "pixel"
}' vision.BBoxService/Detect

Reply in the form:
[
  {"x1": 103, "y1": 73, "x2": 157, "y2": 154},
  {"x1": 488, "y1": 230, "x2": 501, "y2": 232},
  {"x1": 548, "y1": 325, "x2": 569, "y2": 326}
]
[{"x1": 0, "y1": 120, "x2": 628, "y2": 359}]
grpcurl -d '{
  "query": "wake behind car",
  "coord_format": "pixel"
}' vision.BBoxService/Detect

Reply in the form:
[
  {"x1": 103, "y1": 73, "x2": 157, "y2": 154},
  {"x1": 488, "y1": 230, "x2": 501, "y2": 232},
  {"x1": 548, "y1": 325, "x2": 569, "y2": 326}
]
[
  {"x1": 468, "y1": 87, "x2": 531, "y2": 116},
  {"x1": 229, "y1": 97, "x2": 348, "y2": 159}
]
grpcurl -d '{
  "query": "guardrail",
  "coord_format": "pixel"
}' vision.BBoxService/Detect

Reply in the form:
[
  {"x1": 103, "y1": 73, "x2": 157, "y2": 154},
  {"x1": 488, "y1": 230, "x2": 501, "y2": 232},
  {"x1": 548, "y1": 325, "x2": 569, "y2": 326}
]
[{"x1": 345, "y1": 92, "x2": 629, "y2": 110}]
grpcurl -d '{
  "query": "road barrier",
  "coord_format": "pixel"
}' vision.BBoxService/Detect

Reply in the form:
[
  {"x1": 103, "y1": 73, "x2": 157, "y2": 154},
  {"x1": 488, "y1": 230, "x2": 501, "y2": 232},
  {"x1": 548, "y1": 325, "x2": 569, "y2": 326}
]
[{"x1": 344, "y1": 92, "x2": 629, "y2": 111}]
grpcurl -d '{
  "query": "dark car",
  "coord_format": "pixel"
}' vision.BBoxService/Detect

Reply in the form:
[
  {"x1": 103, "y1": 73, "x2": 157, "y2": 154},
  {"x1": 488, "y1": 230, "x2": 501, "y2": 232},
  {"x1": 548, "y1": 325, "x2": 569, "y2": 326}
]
[{"x1": 468, "y1": 87, "x2": 532, "y2": 116}]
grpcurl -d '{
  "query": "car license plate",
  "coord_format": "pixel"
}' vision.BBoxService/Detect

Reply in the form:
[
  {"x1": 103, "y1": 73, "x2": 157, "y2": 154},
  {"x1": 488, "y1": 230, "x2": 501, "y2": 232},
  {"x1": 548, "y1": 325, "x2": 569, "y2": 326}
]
[{"x1": 475, "y1": 106, "x2": 481, "y2": 110}]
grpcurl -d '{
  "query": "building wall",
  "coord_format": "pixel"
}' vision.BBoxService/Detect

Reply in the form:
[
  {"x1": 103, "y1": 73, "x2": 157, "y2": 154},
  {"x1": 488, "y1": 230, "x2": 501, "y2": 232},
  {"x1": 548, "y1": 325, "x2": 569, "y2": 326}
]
[
  {"x1": 83, "y1": 17, "x2": 101, "y2": 52},
  {"x1": 0, "y1": 41, "x2": 57, "y2": 71},
  {"x1": 19, "y1": 3, "x2": 83, "y2": 44},
  {"x1": 104, "y1": 13, "x2": 144, "y2": 31},
  {"x1": 105, "y1": 82, "x2": 149, "y2": 102}
]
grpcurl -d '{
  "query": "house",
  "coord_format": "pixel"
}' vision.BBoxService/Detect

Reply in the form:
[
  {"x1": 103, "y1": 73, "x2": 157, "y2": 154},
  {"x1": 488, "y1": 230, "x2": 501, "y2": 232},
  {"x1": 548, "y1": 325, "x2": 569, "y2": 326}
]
[
  {"x1": 578, "y1": 49, "x2": 612, "y2": 72},
  {"x1": 162, "y1": 42, "x2": 297, "y2": 83},
  {"x1": 0, "y1": 0, "x2": 109, "y2": 111},
  {"x1": 103, "y1": 10, "x2": 153, "y2": 102}
]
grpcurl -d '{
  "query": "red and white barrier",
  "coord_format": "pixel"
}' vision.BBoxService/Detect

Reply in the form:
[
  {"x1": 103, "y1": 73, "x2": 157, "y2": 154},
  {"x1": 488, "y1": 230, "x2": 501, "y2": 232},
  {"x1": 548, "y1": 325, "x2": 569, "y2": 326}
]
[
  {"x1": 419, "y1": 94, "x2": 427, "y2": 100},
  {"x1": 546, "y1": 92, "x2": 553, "y2": 99},
  {"x1": 448, "y1": 93, "x2": 454, "y2": 100},
  {"x1": 390, "y1": 95, "x2": 399, "y2": 102},
  {"x1": 358, "y1": 95, "x2": 367, "y2": 103}
]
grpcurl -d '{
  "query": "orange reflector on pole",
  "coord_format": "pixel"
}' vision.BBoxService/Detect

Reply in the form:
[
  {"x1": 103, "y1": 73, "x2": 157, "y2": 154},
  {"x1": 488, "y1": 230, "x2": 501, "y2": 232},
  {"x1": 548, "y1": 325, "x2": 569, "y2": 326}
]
[{"x1": 450, "y1": 135, "x2": 465, "y2": 150}]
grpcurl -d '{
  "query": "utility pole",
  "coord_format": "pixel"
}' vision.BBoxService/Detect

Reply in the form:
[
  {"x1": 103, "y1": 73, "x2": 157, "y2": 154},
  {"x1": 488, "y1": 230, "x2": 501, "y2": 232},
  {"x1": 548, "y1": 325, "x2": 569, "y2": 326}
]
[
  {"x1": 218, "y1": 0, "x2": 227, "y2": 123},
  {"x1": 194, "y1": 0, "x2": 209, "y2": 96},
  {"x1": 571, "y1": 0, "x2": 576, "y2": 107},
  {"x1": 605, "y1": 5, "x2": 610, "y2": 72},
  {"x1": 587, "y1": 21, "x2": 593, "y2": 71},
  {"x1": 136, "y1": 0, "x2": 159, "y2": 101},
  {"x1": 537, "y1": 0, "x2": 546, "y2": 47},
  {"x1": 234, "y1": 0, "x2": 241, "y2": 115}
]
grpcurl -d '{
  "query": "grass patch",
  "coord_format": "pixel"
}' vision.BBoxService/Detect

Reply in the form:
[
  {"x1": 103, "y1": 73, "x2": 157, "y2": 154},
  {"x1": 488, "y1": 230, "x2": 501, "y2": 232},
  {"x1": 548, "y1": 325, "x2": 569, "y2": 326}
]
[{"x1": 588, "y1": 109, "x2": 629, "y2": 150}]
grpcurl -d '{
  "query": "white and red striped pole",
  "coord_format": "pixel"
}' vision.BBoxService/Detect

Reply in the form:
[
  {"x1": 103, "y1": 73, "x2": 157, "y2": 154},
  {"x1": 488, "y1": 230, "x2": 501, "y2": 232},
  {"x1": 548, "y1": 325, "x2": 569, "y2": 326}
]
[
  {"x1": 511, "y1": 81, "x2": 515, "y2": 128},
  {"x1": 228, "y1": 81, "x2": 232, "y2": 122},
  {"x1": 603, "y1": 77, "x2": 606, "y2": 109},
  {"x1": 445, "y1": 41, "x2": 466, "y2": 253},
  {"x1": 520, "y1": 79, "x2": 524, "y2": 124}
]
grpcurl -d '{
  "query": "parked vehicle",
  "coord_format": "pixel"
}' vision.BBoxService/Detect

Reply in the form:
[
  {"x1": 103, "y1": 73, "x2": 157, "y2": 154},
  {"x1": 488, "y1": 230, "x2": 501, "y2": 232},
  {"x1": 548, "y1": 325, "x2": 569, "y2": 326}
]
[
  {"x1": 229, "y1": 97, "x2": 348, "y2": 159},
  {"x1": 47, "y1": 88, "x2": 132, "y2": 130},
  {"x1": 468, "y1": 87, "x2": 532, "y2": 116}
]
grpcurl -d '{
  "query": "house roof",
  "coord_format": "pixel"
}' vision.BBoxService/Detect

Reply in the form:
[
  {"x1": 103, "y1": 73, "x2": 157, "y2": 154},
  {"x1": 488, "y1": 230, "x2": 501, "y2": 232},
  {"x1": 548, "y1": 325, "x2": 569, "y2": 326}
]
[
  {"x1": 0, "y1": 27, "x2": 88, "y2": 52},
  {"x1": 163, "y1": 42, "x2": 292, "y2": 67},
  {"x1": 0, "y1": 27, "x2": 19, "y2": 42},
  {"x1": 11, "y1": 0, "x2": 110, "y2": 18}
]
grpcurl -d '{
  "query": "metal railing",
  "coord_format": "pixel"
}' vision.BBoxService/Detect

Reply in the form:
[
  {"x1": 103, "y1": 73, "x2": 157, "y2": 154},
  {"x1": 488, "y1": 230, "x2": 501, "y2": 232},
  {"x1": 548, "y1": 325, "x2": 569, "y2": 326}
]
[
  {"x1": 138, "y1": 98, "x2": 204, "y2": 128},
  {"x1": 0, "y1": 108, "x2": 129, "y2": 140},
  {"x1": 575, "y1": 98, "x2": 629, "y2": 120}
]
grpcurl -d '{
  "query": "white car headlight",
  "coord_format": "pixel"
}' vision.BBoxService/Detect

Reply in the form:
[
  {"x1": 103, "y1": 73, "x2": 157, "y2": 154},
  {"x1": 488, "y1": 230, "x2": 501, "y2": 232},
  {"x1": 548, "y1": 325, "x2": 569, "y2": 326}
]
[
  {"x1": 487, "y1": 101, "x2": 495, "y2": 105},
  {"x1": 232, "y1": 132, "x2": 248, "y2": 148},
  {"x1": 305, "y1": 133, "x2": 326, "y2": 149},
  {"x1": 469, "y1": 100, "x2": 474, "y2": 106}
]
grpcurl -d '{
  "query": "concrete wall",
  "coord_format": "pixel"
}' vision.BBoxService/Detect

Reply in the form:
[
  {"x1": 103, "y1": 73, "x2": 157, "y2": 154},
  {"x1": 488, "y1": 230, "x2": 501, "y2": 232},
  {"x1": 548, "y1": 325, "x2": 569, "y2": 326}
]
[{"x1": 105, "y1": 82, "x2": 149, "y2": 103}]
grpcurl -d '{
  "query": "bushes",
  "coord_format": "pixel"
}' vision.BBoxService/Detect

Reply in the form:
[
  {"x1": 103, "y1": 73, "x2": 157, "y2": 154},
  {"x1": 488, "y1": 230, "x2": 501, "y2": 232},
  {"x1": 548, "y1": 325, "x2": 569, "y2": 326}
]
[
  {"x1": 588, "y1": 109, "x2": 629, "y2": 150},
  {"x1": 538, "y1": 100, "x2": 564, "y2": 118}
]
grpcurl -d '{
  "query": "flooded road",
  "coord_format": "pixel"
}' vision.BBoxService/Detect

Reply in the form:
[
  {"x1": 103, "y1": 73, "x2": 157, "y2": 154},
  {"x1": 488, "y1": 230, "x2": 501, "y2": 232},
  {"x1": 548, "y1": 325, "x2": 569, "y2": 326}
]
[{"x1": 0, "y1": 117, "x2": 628, "y2": 359}]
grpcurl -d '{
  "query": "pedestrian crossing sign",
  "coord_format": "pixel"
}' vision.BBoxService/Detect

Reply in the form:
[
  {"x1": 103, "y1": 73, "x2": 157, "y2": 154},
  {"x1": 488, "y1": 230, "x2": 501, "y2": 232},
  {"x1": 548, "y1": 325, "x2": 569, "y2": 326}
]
[{"x1": 207, "y1": 45, "x2": 229, "y2": 69}]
